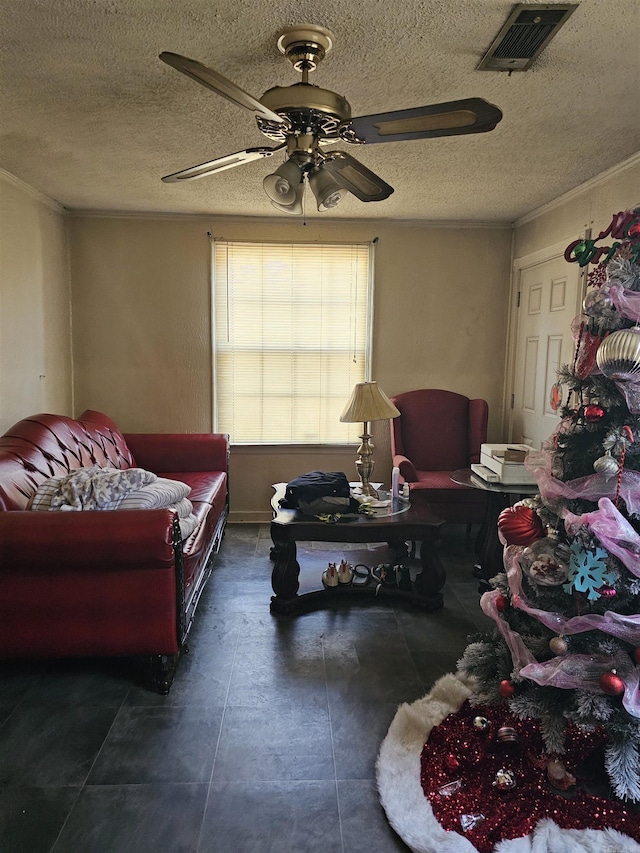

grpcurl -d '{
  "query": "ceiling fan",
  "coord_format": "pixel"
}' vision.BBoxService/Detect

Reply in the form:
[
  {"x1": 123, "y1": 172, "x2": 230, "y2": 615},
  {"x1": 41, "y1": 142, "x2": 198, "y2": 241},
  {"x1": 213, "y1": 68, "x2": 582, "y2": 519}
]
[{"x1": 160, "y1": 24, "x2": 503, "y2": 214}]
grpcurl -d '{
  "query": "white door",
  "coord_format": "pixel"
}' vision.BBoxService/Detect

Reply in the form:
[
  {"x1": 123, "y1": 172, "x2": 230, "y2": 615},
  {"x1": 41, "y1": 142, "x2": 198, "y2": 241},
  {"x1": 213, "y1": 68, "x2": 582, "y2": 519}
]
[{"x1": 510, "y1": 254, "x2": 583, "y2": 449}]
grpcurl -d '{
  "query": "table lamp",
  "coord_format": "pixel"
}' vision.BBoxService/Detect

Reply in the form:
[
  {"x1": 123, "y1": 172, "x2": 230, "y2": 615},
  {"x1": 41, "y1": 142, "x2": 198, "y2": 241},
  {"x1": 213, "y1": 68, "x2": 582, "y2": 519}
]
[{"x1": 340, "y1": 381, "x2": 400, "y2": 497}]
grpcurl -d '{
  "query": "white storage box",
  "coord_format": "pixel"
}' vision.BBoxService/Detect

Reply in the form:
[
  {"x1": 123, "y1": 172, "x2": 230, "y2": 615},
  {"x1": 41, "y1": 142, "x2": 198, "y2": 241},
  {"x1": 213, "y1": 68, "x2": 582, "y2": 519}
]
[
  {"x1": 470, "y1": 463, "x2": 501, "y2": 483},
  {"x1": 479, "y1": 444, "x2": 537, "y2": 485}
]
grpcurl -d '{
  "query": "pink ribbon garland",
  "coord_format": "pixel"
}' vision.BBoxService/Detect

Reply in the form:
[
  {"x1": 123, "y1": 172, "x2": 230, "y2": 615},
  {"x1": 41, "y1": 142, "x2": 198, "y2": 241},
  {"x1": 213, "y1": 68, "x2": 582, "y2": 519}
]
[
  {"x1": 506, "y1": 549, "x2": 640, "y2": 644},
  {"x1": 494, "y1": 549, "x2": 640, "y2": 717},
  {"x1": 525, "y1": 448, "x2": 640, "y2": 516},
  {"x1": 609, "y1": 283, "x2": 640, "y2": 324},
  {"x1": 564, "y1": 497, "x2": 640, "y2": 575},
  {"x1": 519, "y1": 651, "x2": 640, "y2": 720},
  {"x1": 479, "y1": 587, "x2": 537, "y2": 673}
]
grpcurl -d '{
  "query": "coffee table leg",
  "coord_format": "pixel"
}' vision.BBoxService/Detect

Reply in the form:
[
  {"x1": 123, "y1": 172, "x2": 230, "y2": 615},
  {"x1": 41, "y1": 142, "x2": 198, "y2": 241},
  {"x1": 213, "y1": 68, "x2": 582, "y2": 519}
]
[
  {"x1": 270, "y1": 527, "x2": 300, "y2": 613},
  {"x1": 416, "y1": 532, "x2": 445, "y2": 603}
]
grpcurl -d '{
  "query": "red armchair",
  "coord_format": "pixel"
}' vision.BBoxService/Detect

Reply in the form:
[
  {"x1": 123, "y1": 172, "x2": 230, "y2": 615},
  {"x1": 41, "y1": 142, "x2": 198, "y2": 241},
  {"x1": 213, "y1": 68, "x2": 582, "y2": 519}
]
[{"x1": 390, "y1": 389, "x2": 488, "y2": 524}]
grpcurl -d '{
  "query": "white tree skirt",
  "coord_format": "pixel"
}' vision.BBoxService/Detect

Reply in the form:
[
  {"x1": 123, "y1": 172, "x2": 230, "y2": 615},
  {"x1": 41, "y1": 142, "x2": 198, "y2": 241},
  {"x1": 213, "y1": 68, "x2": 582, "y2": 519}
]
[{"x1": 376, "y1": 673, "x2": 640, "y2": 853}]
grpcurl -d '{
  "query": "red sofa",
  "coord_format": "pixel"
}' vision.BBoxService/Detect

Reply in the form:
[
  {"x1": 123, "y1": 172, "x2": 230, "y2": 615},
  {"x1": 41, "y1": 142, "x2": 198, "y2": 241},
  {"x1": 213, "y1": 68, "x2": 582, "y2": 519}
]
[{"x1": 0, "y1": 410, "x2": 229, "y2": 693}]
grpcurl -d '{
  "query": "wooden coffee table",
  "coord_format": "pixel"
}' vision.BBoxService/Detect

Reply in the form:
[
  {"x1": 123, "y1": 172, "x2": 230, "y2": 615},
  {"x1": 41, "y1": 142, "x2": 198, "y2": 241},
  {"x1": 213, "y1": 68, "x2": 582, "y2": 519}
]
[{"x1": 270, "y1": 486, "x2": 445, "y2": 615}]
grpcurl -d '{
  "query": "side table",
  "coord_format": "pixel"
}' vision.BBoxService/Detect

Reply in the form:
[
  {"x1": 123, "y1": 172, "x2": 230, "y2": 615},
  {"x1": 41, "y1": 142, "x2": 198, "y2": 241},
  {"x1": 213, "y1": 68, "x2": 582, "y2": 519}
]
[
  {"x1": 450, "y1": 468, "x2": 538, "y2": 589},
  {"x1": 270, "y1": 486, "x2": 446, "y2": 615}
]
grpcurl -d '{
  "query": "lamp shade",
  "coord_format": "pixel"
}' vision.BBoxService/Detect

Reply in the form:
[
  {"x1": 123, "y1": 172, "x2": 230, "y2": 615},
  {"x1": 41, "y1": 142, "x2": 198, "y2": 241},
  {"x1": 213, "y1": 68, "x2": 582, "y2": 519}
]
[
  {"x1": 263, "y1": 158, "x2": 303, "y2": 205},
  {"x1": 271, "y1": 190, "x2": 304, "y2": 215},
  {"x1": 340, "y1": 381, "x2": 400, "y2": 423},
  {"x1": 309, "y1": 165, "x2": 347, "y2": 211}
]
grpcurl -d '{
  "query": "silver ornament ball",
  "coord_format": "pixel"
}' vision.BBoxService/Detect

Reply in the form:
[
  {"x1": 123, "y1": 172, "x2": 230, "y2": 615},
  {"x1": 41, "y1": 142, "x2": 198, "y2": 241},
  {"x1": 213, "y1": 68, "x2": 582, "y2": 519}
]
[
  {"x1": 596, "y1": 327, "x2": 640, "y2": 381},
  {"x1": 493, "y1": 768, "x2": 517, "y2": 791},
  {"x1": 583, "y1": 287, "x2": 617, "y2": 321},
  {"x1": 593, "y1": 452, "x2": 619, "y2": 478}
]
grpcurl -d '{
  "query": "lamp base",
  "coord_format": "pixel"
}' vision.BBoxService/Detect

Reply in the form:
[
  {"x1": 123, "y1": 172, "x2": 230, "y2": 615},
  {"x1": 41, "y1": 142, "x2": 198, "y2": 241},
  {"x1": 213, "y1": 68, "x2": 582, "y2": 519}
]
[
  {"x1": 359, "y1": 482, "x2": 379, "y2": 498},
  {"x1": 355, "y1": 451, "x2": 377, "y2": 498}
]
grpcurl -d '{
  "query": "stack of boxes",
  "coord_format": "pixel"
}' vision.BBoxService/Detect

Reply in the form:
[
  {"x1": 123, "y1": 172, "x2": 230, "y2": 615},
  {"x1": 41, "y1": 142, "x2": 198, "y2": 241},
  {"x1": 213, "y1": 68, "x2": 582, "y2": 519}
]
[{"x1": 471, "y1": 444, "x2": 537, "y2": 485}]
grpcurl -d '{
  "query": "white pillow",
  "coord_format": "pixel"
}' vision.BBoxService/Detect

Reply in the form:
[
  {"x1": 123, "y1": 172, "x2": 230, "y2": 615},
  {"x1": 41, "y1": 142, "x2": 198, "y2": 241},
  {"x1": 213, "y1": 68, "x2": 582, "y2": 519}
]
[{"x1": 110, "y1": 478, "x2": 191, "y2": 510}]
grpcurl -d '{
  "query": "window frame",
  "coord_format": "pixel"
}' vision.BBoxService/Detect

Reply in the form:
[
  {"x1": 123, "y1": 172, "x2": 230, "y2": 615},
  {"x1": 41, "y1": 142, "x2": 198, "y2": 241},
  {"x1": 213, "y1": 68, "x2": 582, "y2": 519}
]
[{"x1": 211, "y1": 238, "x2": 375, "y2": 446}]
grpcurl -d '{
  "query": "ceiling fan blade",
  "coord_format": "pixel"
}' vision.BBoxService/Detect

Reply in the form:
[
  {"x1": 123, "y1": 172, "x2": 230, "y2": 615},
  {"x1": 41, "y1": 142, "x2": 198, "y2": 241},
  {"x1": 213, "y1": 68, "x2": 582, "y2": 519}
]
[
  {"x1": 347, "y1": 98, "x2": 503, "y2": 143},
  {"x1": 322, "y1": 152, "x2": 393, "y2": 202},
  {"x1": 162, "y1": 145, "x2": 284, "y2": 182},
  {"x1": 159, "y1": 52, "x2": 286, "y2": 126}
]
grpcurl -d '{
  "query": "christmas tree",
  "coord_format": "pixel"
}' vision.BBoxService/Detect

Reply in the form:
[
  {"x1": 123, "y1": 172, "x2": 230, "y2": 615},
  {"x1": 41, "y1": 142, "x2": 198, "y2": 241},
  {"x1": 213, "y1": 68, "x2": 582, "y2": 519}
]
[{"x1": 459, "y1": 206, "x2": 640, "y2": 804}]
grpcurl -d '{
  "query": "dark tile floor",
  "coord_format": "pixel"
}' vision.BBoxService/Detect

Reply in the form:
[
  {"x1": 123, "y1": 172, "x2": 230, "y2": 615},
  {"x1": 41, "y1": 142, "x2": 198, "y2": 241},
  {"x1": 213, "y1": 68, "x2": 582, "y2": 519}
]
[{"x1": 0, "y1": 523, "x2": 490, "y2": 853}]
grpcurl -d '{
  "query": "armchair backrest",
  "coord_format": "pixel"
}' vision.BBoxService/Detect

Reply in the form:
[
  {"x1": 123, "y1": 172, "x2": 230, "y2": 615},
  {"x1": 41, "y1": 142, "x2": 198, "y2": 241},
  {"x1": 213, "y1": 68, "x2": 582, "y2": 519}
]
[{"x1": 390, "y1": 389, "x2": 488, "y2": 471}]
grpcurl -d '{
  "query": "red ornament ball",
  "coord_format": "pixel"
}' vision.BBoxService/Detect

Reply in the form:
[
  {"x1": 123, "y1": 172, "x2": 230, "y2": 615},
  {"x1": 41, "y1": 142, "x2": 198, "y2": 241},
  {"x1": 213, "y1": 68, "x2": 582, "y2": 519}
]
[
  {"x1": 444, "y1": 753, "x2": 460, "y2": 772},
  {"x1": 495, "y1": 594, "x2": 507, "y2": 612},
  {"x1": 499, "y1": 679, "x2": 516, "y2": 699},
  {"x1": 584, "y1": 404, "x2": 605, "y2": 422},
  {"x1": 549, "y1": 383, "x2": 562, "y2": 411},
  {"x1": 600, "y1": 671, "x2": 625, "y2": 696},
  {"x1": 634, "y1": 647, "x2": 640, "y2": 665},
  {"x1": 497, "y1": 505, "x2": 545, "y2": 547}
]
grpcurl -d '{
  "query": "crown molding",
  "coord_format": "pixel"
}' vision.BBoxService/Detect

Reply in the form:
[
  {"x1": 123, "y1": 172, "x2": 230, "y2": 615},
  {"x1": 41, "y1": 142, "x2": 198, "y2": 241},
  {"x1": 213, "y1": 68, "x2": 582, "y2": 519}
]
[
  {"x1": 515, "y1": 151, "x2": 640, "y2": 228},
  {"x1": 68, "y1": 208, "x2": 511, "y2": 230},
  {"x1": 0, "y1": 169, "x2": 66, "y2": 214}
]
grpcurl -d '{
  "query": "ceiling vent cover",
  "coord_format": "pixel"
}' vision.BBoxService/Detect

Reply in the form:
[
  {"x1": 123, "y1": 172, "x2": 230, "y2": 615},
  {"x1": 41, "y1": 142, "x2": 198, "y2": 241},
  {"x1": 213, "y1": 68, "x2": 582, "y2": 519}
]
[{"x1": 478, "y1": 3, "x2": 578, "y2": 71}]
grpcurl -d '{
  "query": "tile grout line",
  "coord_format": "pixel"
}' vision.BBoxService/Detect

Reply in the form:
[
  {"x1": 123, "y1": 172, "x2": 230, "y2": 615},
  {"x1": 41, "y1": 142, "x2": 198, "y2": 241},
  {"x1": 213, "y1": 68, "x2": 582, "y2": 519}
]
[
  {"x1": 49, "y1": 688, "x2": 131, "y2": 852},
  {"x1": 194, "y1": 621, "x2": 242, "y2": 853},
  {"x1": 322, "y1": 630, "x2": 346, "y2": 853}
]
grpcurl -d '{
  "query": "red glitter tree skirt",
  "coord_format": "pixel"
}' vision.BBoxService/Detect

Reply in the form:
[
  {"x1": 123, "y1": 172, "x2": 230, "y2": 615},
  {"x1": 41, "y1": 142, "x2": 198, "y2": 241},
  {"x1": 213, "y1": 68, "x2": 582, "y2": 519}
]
[{"x1": 376, "y1": 673, "x2": 640, "y2": 853}]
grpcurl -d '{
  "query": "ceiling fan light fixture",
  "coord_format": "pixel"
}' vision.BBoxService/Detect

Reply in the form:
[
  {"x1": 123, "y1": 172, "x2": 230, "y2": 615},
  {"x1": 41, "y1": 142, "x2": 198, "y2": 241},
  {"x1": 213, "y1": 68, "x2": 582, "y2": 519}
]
[
  {"x1": 270, "y1": 196, "x2": 303, "y2": 216},
  {"x1": 263, "y1": 158, "x2": 303, "y2": 204},
  {"x1": 309, "y1": 165, "x2": 348, "y2": 211},
  {"x1": 160, "y1": 24, "x2": 502, "y2": 212}
]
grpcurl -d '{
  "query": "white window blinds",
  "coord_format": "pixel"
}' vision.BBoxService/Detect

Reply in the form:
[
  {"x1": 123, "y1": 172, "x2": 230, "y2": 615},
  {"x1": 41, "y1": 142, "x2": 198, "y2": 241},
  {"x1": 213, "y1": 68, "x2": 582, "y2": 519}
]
[{"x1": 213, "y1": 240, "x2": 373, "y2": 444}]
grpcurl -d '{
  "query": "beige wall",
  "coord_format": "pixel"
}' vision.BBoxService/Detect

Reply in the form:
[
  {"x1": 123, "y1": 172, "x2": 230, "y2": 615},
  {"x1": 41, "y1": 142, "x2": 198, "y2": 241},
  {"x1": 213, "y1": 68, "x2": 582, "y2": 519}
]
[
  {"x1": 0, "y1": 172, "x2": 72, "y2": 433},
  {"x1": 5, "y1": 153, "x2": 637, "y2": 521},
  {"x1": 69, "y1": 215, "x2": 512, "y2": 520},
  {"x1": 507, "y1": 153, "x2": 640, "y2": 441},
  {"x1": 514, "y1": 156, "x2": 640, "y2": 258}
]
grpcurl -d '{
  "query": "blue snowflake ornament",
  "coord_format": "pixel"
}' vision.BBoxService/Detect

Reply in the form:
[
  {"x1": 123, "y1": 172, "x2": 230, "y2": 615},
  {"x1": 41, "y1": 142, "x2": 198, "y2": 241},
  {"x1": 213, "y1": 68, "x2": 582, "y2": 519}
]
[{"x1": 563, "y1": 542, "x2": 616, "y2": 601}]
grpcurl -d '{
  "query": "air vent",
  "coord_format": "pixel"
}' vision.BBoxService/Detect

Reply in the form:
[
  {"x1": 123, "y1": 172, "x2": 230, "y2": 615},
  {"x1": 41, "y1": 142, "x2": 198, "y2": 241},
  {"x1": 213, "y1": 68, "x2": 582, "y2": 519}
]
[{"x1": 477, "y1": 3, "x2": 578, "y2": 71}]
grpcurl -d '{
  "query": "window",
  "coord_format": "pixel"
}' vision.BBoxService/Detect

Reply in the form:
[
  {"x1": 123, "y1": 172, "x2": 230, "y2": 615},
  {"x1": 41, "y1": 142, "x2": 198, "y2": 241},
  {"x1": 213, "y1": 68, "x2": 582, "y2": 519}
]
[{"x1": 213, "y1": 240, "x2": 373, "y2": 444}]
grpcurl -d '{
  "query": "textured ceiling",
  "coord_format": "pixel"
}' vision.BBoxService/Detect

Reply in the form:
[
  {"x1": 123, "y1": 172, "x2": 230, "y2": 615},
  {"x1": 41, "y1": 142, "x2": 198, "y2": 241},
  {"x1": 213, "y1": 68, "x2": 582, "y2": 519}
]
[{"x1": 1, "y1": 0, "x2": 638, "y2": 222}]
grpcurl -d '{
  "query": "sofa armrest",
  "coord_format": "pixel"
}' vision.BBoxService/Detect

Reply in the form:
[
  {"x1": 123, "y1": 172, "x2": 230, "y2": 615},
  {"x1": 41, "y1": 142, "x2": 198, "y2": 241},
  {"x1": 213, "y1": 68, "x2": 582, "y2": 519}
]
[
  {"x1": 123, "y1": 433, "x2": 229, "y2": 475},
  {"x1": 0, "y1": 509, "x2": 177, "y2": 572},
  {"x1": 393, "y1": 454, "x2": 417, "y2": 483}
]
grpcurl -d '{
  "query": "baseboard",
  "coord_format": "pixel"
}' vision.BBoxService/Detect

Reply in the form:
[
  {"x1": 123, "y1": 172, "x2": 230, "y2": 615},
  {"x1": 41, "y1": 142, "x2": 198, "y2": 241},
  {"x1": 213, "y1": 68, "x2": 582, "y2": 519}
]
[{"x1": 228, "y1": 510, "x2": 272, "y2": 524}]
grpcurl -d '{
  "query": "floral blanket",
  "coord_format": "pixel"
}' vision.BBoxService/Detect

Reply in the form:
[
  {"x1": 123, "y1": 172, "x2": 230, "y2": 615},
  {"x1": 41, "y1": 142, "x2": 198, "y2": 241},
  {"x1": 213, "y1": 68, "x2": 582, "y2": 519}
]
[{"x1": 28, "y1": 466, "x2": 198, "y2": 540}]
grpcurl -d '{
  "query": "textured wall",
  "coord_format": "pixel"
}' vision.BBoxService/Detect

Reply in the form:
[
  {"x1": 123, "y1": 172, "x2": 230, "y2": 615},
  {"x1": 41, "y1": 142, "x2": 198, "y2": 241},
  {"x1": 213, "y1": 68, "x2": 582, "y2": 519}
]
[
  {"x1": 514, "y1": 158, "x2": 640, "y2": 258},
  {"x1": 69, "y1": 214, "x2": 512, "y2": 519},
  {"x1": 0, "y1": 174, "x2": 72, "y2": 434}
]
